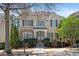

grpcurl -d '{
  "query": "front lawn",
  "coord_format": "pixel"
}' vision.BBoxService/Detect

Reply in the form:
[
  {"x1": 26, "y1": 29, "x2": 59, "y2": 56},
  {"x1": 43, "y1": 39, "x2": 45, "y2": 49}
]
[
  {"x1": 64, "y1": 49, "x2": 79, "y2": 53},
  {"x1": 69, "y1": 49, "x2": 79, "y2": 53}
]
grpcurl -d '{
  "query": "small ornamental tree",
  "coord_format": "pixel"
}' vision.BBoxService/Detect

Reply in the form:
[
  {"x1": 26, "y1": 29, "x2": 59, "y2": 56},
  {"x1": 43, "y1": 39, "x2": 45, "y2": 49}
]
[{"x1": 10, "y1": 15, "x2": 19, "y2": 49}]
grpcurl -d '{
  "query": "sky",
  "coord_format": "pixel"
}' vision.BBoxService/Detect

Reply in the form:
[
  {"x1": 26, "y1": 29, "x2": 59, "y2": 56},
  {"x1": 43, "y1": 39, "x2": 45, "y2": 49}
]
[
  {"x1": 0, "y1": 3, "x2": 79, "y2": 18},
  {"x1": 55, "y1": 3, "x2": 79, "y2": 17}
]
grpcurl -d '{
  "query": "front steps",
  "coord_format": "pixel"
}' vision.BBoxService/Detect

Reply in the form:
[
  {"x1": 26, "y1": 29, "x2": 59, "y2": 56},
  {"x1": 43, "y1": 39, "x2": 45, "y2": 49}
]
[{"x1": 36, "y1": 43, "x2": 44, "y2": 48}]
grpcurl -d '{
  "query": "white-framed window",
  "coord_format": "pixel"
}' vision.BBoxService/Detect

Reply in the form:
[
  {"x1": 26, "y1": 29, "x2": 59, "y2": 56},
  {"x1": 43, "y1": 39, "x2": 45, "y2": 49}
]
[
  {"x1": 47, "y1": 33, "x2": 53, "y2": 39},
  {"x1": 23, "y1": 32, "x2": 33, "y2": 39},
  {"x1": 36, "y1": 20, "x2": 45, "y2": 28},
  {"x1": 22, "y1": 20, "x2": 33, "y2": 26},
  {"x1": 50, "y1": 20, "x2": 58, "y2": 27}
]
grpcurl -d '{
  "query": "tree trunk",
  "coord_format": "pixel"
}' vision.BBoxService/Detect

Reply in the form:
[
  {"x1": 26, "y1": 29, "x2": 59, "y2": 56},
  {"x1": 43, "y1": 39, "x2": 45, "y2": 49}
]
[{"x1": 4, "y1": 4, "x2": 11, "y2": 54}]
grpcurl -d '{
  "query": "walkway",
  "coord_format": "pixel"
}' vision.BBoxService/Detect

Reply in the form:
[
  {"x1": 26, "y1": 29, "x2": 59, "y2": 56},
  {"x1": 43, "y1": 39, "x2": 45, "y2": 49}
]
[
  {"x1": 0, "y1": 48, "x2": 79, "y2": 56},
  {"x1": 32, "y1": 43, "x2": 45, "y2": 56},
  {"x1": 36, "y1": 43, "x2": 44, "y2": 48}
]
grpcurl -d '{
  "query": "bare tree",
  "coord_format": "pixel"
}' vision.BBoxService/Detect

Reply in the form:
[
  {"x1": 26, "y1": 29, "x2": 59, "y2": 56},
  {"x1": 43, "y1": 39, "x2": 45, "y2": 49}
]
[{"x1": 0, "y1": 3, "x2": 57, "y2": 54}]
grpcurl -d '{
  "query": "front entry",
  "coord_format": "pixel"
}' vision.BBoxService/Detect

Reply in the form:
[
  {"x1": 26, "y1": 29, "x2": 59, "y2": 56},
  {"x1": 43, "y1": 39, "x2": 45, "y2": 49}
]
[{"x1": 36, "y1": 31, "x2": 45, "y2": 43}]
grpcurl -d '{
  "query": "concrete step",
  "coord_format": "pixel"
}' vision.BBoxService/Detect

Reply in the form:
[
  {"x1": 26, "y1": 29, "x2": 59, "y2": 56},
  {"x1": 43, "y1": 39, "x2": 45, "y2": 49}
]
[{"x1": 36, "y1": 43, "x2": 44, "y2": 48}]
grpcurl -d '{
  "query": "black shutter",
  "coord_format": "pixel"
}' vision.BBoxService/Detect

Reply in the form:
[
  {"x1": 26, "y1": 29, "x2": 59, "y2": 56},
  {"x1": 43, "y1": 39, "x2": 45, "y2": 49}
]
[
  {"x1": 22, "y1": 20, "x2": 24, "y2": 26},
  {"x1": 50, "y1": 20, "x2": 52, "y2": 27},
  {"x1": 32, "y1": 20, "x2": 33, "y2": 26},
  {"x1": 31, "y1": 20, "x2": 33, "y2": 26},
  {"x1": 56, "y1": 20, "x2": 57, "y2": 27}
]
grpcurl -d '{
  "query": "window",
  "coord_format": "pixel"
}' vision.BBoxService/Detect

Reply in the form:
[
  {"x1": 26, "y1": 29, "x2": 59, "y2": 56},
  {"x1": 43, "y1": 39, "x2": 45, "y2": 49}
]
[
  {"x1": 23, "y1": 32, "x2": 33, "y2": 39},
  {"x1": 55, "y1": 33, "x2": 59, "y2": 39},
  {"x1": 22, "y1": 20, "x2": 33, "y2": 26},
  {"x1": 50, "y1": 20, "x2": 58, "y2": 27},
  {"x1": 36, "y1": 20, "x2": 45, "y2": 28},
  {"x1": 47, "y1": 33, "x2": 53, "y2": 39}
]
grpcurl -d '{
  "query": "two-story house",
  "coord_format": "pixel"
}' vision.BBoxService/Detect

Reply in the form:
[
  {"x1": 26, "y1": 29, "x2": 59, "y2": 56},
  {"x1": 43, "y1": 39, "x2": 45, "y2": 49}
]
[{"x1": 19, "y1": 9, "x2": 62, "y2": 42}]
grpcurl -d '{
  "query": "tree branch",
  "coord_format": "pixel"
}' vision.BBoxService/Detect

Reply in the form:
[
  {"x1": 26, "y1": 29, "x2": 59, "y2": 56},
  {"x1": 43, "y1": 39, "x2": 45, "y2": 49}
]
[
  {"x1": 0, "y1": 5, "x2": 5, "y2": 11},
  {"x1": 10, "y1": 3, "x2": 36, "y2": 10}
]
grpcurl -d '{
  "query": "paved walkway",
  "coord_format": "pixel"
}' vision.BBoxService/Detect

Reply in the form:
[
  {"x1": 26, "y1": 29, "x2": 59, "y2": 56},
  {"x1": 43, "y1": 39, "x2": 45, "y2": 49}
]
[
  {"x1": 32, "y1": 43, "x2": 45, "y2": 55},
  {"x1": 36, "y1": 43, "x2": 44, "y2": 48}
]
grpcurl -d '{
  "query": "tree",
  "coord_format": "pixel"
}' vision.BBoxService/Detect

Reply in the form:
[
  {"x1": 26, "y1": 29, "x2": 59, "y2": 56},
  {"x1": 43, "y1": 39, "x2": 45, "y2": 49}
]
[
  {"x1": 10, "y1": 15, "x2": 19, "y2": 48},
  {"x1": 0, "y1": 3, "x2": 57, "y2": 54},
  {"x1": 58, "y1": 16, "x2": 79, "y2": 47}
]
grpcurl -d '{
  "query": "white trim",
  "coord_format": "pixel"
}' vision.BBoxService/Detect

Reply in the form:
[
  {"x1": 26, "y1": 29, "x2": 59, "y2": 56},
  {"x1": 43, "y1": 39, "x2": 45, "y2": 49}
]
[
  {"x1": 23, "y1": 31, "x2": 33, "y2": 39},
  {"x1": 21, "y1": 26, "x2": 33, "y2": 28},
  {"x1": 33, "y1": 29, "x2": 47, "y2": 38}
]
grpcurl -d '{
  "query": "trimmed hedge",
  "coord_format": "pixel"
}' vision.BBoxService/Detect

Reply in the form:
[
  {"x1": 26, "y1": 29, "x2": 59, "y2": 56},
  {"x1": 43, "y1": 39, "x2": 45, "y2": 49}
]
[
  {"x1": 43, "y1": 38, "x2": 50, "y2": 47},
  {"x1": 24, "y1": 38, "x2": 37, "y2": 48},
  {"x1": 0, "y1": 43, "x2": 5, "y2": 49}
]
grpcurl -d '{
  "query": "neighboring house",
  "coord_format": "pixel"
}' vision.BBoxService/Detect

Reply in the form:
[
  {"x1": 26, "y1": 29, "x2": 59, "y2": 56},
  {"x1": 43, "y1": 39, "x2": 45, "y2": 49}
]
[
  {"x1": 0, "y1": 13, "x2": 5, "y2": 43},
  {"x1": 71, "y1": 11, "x2": 79, "y2": 18},
  {"x1": 19, "y1": 9, "x2": 62, "y2": 42},
  {"x1": 0, "y1": 13, "x2": 18, "y2": 43}
]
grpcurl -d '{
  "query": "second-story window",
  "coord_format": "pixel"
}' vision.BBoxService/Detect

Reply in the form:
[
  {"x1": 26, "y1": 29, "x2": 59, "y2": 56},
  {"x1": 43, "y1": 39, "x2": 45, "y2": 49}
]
[
  {"x1": 36, "y1": 20, "x2": 45, "y2": 28},
  {"x1": 50, "y1": 20, "x2": 58, "y2": 27},
  {"x1": 22, "y1": 20, "x2": 33, "y2": 26}
]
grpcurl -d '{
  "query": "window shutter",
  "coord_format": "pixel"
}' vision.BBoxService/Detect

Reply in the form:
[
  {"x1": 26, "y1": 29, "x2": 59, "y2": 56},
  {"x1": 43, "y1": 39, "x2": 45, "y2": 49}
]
[
  {"x1": 31, "y1": 20, "x2": 33, "y2": 26},
  {"x1": 56, "y1": 20, "x2": 57, "y2": 27},
  {"x1": 22, "y1": 20, "x2": 24, "y2": 26},
  {"x1": 50, "y1": 20, "x2": 52, "y2": 27}
]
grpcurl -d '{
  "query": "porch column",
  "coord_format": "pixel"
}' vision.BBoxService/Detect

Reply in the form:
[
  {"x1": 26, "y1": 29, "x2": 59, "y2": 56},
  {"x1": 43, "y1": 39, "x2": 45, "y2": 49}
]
[
  {"x1": 45, "y1": 31, "x2": 47, "y2": 38},
  {"x1": 34, "y1": 31, "x2": 36, "y2": 38}
]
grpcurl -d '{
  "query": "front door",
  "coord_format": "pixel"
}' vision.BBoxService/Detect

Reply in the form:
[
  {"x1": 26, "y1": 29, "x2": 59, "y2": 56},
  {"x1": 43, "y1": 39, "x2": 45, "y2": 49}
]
[{"x1": 36, "y1": 31, "x2": 45, "y2": 43}]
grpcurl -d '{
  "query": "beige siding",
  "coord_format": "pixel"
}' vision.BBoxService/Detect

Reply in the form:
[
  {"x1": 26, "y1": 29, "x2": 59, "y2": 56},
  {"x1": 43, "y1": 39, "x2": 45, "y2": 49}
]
[
  {"x1": 0, "y1": 15, "x2": 5, "y2": 43},
  {"x1": 0, "y1": 26, "x2": 5, "y2": 43}
]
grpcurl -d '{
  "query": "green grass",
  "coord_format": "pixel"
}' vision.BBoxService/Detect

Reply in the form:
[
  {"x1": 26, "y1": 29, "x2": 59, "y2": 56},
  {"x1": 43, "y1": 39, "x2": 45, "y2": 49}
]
[
  {"x1": 69, "y1": 50, "x2": 79, "y2": 52},
  {"x1": 64, "y1": 49, "x2": 79, "y2": 53}
]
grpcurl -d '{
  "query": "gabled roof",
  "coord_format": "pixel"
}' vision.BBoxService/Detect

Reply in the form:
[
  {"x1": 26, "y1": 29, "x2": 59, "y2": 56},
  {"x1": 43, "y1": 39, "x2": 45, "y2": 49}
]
[
  {"x1": 20, "y1": 9, "x2": 62, "y2": 20},
  {"x1": 46, "y1": 12, "x2": 62, "y2": 20},
  {"x1": 20, "y1": 10, "x2": 52, "y2": 20}
]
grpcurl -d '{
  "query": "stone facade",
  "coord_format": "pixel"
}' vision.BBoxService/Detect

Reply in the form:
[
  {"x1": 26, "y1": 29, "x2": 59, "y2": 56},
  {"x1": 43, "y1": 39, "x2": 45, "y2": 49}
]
[
  {"x1": 19, "y1": 9, "x2": 62, "y2": 42},
  {"x1": 0, "y1": 9, "x2": 62, "y2": 43}
]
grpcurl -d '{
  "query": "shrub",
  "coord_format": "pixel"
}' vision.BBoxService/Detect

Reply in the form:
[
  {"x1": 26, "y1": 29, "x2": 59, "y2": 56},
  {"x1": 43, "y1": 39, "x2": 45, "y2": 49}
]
[
  {"x1": 56, "y1": 41, "x2": 61, "y2": 48},
  {"x1": 61, "y1": 41, "x2": 70, "y2": 47},
  {"x1": 76, "y1": 39, "x2": 79, "y2": 43},
  {"x1": 51, "y1": 40, "x2": 70, "y2": 48},
  {"x1": 14, "y1": 39, "x2": 23, "y2": 49},
  {"x1": 0, "y1": 43, "x2": 5, "y2": 49},
  {"x1": 43, "y1": 38, "x2": 50, "y2": 47},
  {"x1": 24, "y1": 38, "x2": 37, "y2": 48},
  {"x1": 51, "y1": 40, "x2": 58, "y2": 48}
]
